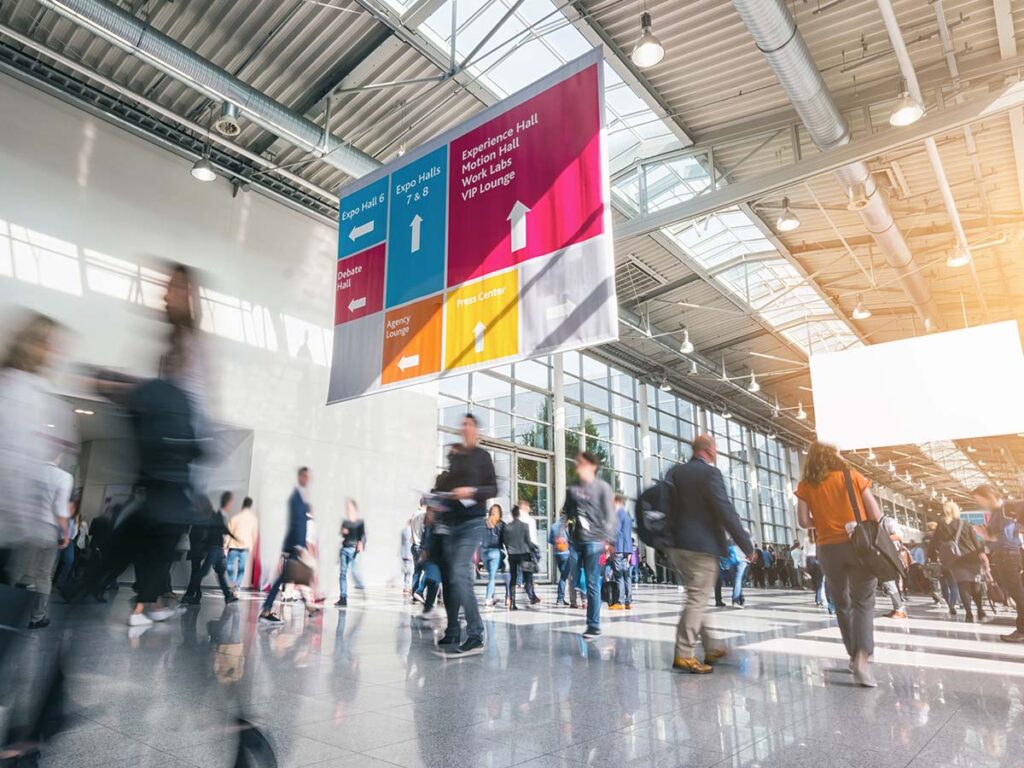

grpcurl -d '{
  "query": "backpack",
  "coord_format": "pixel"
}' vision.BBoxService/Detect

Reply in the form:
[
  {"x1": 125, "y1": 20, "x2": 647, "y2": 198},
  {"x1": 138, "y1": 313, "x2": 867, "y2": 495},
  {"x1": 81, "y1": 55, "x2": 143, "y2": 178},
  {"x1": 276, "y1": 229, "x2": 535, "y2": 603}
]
[
  {"x1": 843, "y1": 469, "x2": 904, "y2": 582},
  {"x1": 636, "y1": 479, "x2": 675, "y2": 551}
]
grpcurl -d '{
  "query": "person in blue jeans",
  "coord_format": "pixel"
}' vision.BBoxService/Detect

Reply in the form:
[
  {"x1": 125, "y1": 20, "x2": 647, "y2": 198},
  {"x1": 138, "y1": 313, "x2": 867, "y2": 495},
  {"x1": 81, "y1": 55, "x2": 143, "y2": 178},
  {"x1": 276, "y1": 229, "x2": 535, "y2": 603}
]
[
  {"x1": 563, "y1": 451, "x2": 616, "y2": 639},
  {"x1": 610, "y1": 495, "x2": 634, "y2": 610},
  {"x1": 714, "y1": 542, "x2": 748, "y2": 607},
  {"x1": 549, "y1": 514, "x2": 573, "y2": 606},
  {"x1": 435, "y1": 414, "x2": 497, "y2": 656},
  {"x1": 482, "y1": 504, "x2": 505, "y2": 607},
  {"x1": 336, "y1": 498, "x2": 366, "y2": 607}
]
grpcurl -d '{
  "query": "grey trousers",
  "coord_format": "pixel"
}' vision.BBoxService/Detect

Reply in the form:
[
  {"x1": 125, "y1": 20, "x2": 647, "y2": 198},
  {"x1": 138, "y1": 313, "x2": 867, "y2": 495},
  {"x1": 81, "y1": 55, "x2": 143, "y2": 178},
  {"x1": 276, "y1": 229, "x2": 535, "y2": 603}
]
[
  {"x1": 13, "y1": 544, "x2": 58, "y2": 623},
  {"x1": 665, "y1": 548, "x2": 720, "y2": 659},
  {"x1": 818, "y1": 541, "x2": 877, "y2": 658}
]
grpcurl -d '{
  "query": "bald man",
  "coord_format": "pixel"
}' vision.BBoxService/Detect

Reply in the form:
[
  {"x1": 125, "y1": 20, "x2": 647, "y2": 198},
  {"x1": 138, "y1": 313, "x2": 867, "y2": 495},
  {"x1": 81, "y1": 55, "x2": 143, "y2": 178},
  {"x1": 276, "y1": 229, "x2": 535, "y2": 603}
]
[{"x1": 664, "y1": 434, "x2": 753, "y2": 674}]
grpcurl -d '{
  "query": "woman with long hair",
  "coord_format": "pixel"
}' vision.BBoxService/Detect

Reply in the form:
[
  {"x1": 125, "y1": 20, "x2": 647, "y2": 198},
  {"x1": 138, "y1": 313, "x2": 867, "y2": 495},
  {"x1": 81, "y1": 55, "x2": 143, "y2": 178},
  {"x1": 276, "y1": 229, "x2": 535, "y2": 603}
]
[
  {"x1": 482, "y1": 504, "x2": 505, "y2": 609},
  {"x1": 795, "y1": 442, "x2": 882, "y2": 687},
  {"x1": 930, "y1": 500, "x2": 989, "y2": 623}
]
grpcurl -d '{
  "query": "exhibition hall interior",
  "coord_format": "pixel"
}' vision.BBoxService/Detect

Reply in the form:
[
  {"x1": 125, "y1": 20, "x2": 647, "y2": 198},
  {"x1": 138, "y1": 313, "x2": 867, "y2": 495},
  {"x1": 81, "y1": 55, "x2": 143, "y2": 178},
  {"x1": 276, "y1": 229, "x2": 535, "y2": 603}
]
[{"x1": 1, "y1": 0, "x2": 1024, "y2": 766}]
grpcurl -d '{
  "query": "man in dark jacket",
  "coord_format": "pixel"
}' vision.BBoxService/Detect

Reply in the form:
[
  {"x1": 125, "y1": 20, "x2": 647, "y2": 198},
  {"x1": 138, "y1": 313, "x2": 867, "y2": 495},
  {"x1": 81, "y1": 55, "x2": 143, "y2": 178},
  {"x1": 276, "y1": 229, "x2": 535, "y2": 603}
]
[
  {"x1": 259, "y1": 467, "x2": 311, "y2": 623},
  {"x1": 563, "y1": 451, "x2": 615, "y2": 639},
  {"x1": 437, "y1": 414, "x2": 497, "y2": 656},
  {"x1": 182, "y1": 491, "x2": 237, "y2": 605},
  {"x1": 503, "y1": 505, "x2": 539, "y2": 610},
  {"x1": 664, "y1": 434, "x2": 753, "y2": 674}
]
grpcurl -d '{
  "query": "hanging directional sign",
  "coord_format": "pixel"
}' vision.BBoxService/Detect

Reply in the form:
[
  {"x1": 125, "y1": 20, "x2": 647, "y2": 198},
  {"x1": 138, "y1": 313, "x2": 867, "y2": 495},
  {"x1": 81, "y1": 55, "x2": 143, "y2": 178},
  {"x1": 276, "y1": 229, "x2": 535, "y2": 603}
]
[{"x1": 328, "y1": 49, "x2": 617, "y2": 404}]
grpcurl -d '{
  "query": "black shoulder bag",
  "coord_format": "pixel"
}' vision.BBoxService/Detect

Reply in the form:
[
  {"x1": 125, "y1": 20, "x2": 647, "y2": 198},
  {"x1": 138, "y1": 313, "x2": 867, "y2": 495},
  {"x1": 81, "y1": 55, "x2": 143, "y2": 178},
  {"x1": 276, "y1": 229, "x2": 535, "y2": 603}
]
[{"x1": 843, "y1": 469, "x2": 904, "y2": 581}]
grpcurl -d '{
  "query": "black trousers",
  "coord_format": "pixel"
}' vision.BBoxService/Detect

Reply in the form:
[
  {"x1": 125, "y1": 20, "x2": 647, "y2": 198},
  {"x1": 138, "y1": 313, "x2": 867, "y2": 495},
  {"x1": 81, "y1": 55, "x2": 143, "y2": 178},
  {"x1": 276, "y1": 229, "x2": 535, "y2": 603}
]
[
  {"x1": 990, "y1": 551, "x2": 1024, "y2": 632},
  {"x1": 185, "y1": 546, "x2": 232, "y2": 601},
  {"x1": 507, "y1": 554, "x2": 537, "y2": 607}
]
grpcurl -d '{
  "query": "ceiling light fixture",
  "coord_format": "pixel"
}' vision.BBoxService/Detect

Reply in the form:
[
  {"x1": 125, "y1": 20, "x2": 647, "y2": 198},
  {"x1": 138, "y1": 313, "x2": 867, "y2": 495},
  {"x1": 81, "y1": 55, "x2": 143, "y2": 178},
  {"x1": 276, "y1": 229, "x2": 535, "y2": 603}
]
[
  {"x1": 679, "y1": 327, "x2": 694, "y2": 354},
  {"x1": 747, "y1": 371, "x2": 760, "y2": 393},
  {"x1": 887, "y1": 460, "x2": 896, "y2": 473},
  {"x1": 802, "y1": 444, "x2": 810, "y2": 455},
  {"x1": 775, "y1": 197, "x2": 800, "y2": 233},
  {"x1": 946, "y1": 247, "x2": 972, "y2": 269},
  {"x1": 767, "y1": 427, "x2": 777, "y2": 439},
  {"x1": 796, "y1": 402, "x2": 807, "y2": 421},
  {"x1": 658, "y1": 375, "x2": 670, "y2": 392},
  {"x1": 866, "y1": 448, "x2": 876, "y2": 462},
  {"x1": 966, "y1": 445, "x2": 977, "y2": 453},
  {"x1": 213, "y1": 101, "x2": 241, "y2": 137},
  {"x1": 687, "y1": 360, "x2": 699, "y2": 377},
  {"x1": 630, "y1": 11, "x2": 665, "y2": 69},
  {"x1": 722, "y1": 406, "x2": 733, "y2": 420},
  {"x1": 190, "y1": 157, "x2": 216, "y2": 182},
  {"x1": 852, "y1": 294, "x2": 872, "y2": 321},
  {"x1": 73, "y1": 408, "x2": 94, "y2": 416},
  {"x1": 889, "y1": 90, "x2": 925, "y2": 127}
]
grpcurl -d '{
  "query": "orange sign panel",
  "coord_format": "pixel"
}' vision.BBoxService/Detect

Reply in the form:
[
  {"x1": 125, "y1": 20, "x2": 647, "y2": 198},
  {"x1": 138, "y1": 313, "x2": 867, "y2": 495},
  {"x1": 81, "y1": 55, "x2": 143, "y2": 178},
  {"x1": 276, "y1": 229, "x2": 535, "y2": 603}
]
[{"x1": 381, "y1": 294, "x2": 444, "y2": 384}]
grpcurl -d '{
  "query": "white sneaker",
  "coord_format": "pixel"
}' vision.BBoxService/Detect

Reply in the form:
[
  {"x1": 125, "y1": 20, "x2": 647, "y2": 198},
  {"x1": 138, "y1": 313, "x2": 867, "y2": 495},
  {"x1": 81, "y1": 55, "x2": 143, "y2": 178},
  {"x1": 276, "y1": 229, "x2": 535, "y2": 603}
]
[
  {"x1": 128, "y1": 612, "x2": 154, "y2": 627},
  {"x1": 146, "y1": 607, "x2": 176, "y2": 622}
]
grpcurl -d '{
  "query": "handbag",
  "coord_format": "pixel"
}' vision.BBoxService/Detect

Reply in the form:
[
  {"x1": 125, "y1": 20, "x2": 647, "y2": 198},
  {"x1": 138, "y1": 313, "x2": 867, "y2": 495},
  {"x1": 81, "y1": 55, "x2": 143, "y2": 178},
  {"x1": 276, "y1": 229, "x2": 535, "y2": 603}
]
[
  {"x1": 843, "y1": 469, "x2": 904, "y2": 581},
  {"x1": 936, "y1": 521, "x2": 964, "y2": 570},
  {"x1": 282, "y1": 551, "x2": 314, "y2": 586}
]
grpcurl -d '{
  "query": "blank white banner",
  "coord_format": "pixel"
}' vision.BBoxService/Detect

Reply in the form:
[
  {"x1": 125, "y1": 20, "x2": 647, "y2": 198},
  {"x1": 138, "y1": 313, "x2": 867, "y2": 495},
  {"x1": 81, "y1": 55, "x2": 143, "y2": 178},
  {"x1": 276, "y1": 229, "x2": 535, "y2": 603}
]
[{"x1": 809, "y1": 321, "x2": 1024, "y2": 449}]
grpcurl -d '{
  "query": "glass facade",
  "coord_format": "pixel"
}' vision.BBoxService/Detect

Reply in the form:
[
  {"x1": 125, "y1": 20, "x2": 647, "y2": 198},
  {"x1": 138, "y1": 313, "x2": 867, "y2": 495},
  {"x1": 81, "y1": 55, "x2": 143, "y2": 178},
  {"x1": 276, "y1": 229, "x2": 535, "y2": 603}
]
[{"x1": 436, "y1": 350, "x2": 803, "y2": 550}]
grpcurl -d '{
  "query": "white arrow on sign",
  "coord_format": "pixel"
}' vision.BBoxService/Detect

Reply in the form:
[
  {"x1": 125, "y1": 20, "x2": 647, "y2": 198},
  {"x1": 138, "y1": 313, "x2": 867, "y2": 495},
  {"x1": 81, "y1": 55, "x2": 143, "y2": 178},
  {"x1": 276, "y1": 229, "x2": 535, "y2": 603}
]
[
  {"x1": 545, "y1": 298, "x2": 577, "y2": 321},
  {"x1": 473, "y1": 321, "x2": 486, "y2": 353},
  {"x1": 348, "y1": 296, "x2": 367, "y2": 313},
  {"x1": 506, "y1": 200, "x2": 530, "y2": 252},
  {"x1": 410, "y1": 214, "x2": 423, "y2": 253},
  {"x1": 397, "y1": 354, "x2": 420, "y2": 372},
  {"x1": 348, "y1": 221, "x2": 375, "y2": 241}
]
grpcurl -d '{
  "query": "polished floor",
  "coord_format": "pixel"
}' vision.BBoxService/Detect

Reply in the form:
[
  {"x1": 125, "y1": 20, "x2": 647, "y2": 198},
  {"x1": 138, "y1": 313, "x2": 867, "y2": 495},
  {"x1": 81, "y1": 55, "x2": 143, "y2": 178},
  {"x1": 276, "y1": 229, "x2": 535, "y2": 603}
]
[{"x1": 23, "y1": 582, "x2": 1024, "y2": 768}]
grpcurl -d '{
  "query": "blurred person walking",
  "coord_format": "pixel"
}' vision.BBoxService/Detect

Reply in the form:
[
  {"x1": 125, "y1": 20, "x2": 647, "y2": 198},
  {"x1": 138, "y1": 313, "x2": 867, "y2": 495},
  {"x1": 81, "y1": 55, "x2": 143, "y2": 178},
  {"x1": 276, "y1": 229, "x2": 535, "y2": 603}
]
[
  {"x1": 182, "y1": 492, "x2": 237, "y2": 606},
  {"x1": 563, "y1": 451, "x2": 616, "y2": 640},
  {"x1": 930, "y1": 500, "x2": 989, "y2": 623},
  {"x1": 549, "y1": 513, "x2": 573, "y2": 606},
  {"x1": 504, "y1": 504, "x2": 539, "y2": 610},
  {"x1": 805, "y1": 529, "x2": 826, "y2": 607},
  {"x1": 400, "y1": 517, "x2": 414, "y2": 596},
  {"x1": 610, "y1": 494, "x2": 634, "y2": 611},
  {"x1": 878, "y1": 513, "x2": 907, "y2": 619},
  {"x1": 0, "y1": 313, "x2": 70, "y2": 631},
  {"x1": 336, "y1": 499, "x2": 366, "y2": 607},
  {"x1": 226, "y1": 496, "x2": 258, "y2": 592},
  {"x1": 259, "y1": 467, "x2": 316, "y2": 623},
  {"x1": 410, "y1": 504, "x2": 426, "y2": 602},
  {"x1": 971, "y1": 484, "x2": 1024, "y2": 641},
  {"x1": 435, "y1": 414, "x2": 496, "y2": 656},
  {"x1": 796, "y1": 442, "x2": 882, "y2": 687},
  {"x1": 663, "y1": 435, "x2": 753, "y2": 673},
  {"x1": 482, "y1": 504, "x2": 505, "y2": 608}
]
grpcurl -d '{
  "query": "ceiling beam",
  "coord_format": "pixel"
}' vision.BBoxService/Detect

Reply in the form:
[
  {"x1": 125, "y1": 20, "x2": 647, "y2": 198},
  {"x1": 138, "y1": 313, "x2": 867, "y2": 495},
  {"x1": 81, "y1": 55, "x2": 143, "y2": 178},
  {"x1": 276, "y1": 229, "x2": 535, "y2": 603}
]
[
  {"x1": 700, "y1": 329, "x2": 772, "y2": 356},
  {"x1": 626, "y1": 272, "x2": 703, "y2": 304},
  {"x1": 614, "y1": 78, "x2": 1024, "y2": 240}
]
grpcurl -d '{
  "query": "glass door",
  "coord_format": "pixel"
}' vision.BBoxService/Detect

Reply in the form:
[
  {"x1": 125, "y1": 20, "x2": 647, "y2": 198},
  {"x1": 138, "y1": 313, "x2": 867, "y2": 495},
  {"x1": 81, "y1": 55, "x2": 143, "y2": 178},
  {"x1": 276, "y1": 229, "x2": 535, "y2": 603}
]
[{"x1": 483, "y1": 443, "x2": 552, "y2": 580}]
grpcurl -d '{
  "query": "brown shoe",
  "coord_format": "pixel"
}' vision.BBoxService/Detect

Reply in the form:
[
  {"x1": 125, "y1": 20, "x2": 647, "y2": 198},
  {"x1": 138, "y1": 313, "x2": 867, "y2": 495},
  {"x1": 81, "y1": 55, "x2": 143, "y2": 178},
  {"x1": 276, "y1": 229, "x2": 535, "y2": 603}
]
[
  {"x1": 672, "y1": 656, "x2": 713, "y2": 674},
  {"x1": 885, "y1": 610, "x2": 908, "y2": 619},
  {"x1": 704, "y1": 648, "x2": 728, "y2": 664}
]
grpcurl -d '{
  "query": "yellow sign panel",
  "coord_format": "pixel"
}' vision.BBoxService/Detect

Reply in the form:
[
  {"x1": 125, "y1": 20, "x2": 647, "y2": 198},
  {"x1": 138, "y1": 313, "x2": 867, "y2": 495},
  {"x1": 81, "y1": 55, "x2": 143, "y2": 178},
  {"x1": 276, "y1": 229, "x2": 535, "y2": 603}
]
[{"x1": 444, "y1": 270, "x2": 519, "y2": 370}]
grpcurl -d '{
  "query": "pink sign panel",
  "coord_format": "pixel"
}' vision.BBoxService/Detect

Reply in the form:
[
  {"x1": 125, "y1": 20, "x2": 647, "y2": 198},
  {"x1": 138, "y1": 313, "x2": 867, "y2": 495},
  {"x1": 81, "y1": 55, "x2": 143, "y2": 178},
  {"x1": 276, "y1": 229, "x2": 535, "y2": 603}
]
[
  {"x1": 446, "y1": 65, "x2": 604, "y2": 286},
  {"x1": 335, "y1": 243, "x2": 386, "y2": 325}
]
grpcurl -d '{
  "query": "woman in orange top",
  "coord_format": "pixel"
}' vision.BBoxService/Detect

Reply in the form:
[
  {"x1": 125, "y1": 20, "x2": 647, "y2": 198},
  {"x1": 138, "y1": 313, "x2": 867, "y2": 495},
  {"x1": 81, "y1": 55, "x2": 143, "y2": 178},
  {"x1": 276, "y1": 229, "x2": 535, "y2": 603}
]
[{"x1": 795, "y1": 442, "x2": 882, "y2": 688}]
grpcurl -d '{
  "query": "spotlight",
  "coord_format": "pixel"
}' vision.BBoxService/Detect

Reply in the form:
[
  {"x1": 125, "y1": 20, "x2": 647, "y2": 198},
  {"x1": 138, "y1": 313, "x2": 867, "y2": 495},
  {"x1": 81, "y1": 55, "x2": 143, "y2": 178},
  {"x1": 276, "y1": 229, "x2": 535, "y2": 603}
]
[
  {"x1": 796, "y1": 402, "x2": 807, "y2": 421},
  {"x1": 852, "y1": 294, "x2": 872, "y2": 321},
  {"x1": 747, "y1": 372, "x2": 760, "y2": 393},
  {"x1": 947, "y1": 247, "x2": 971, "y2": 268},
  {"x1": 775, "y1": 197, "x2": 801, "y2": 232},
  {"x1": 678, "y1": 327, "x2": 694, "y2": 354},
  {"x1": 190, "y1": 157, "x2": 216, "y2": 182},
  {"x1": 889, "y1": 91, "x2": 925, "y2": 127},
  {"x1": 630, "y1": 11, "x2": 665, "y2": 69}
]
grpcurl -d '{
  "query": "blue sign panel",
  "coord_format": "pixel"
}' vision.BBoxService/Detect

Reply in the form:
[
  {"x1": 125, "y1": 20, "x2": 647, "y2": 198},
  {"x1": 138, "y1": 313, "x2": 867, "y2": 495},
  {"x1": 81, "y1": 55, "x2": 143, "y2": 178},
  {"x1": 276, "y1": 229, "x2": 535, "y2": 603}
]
[
  {"x1": 385, "y1": 146, "x2": 448, "y2": 308},
  {"x1": 339, "y1": 176, "x2": 389, "y2": 259}
]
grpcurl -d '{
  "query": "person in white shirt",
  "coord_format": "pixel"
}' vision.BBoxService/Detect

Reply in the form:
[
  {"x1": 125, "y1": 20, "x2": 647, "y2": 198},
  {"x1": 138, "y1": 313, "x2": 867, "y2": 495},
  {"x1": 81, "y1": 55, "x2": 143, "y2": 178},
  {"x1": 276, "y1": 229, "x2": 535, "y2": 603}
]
[
  {"x1": 0, "y1": 312, "x2": 69, "y2": 630},
  {"x1": 879, "y1": 515, "x2": 907, "y2": 619}
]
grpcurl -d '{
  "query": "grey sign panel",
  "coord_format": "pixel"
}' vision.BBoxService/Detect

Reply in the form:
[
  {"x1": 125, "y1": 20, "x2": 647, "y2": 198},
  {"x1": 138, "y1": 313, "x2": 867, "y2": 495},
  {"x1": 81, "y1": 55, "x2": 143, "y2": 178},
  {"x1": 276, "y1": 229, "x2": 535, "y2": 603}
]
[
  {"x1": 327, "y1": 312, "x2": 384, "y2": 403},
  {"x1": 519, "y1": 238, "x2": 617, "y2": 355}
]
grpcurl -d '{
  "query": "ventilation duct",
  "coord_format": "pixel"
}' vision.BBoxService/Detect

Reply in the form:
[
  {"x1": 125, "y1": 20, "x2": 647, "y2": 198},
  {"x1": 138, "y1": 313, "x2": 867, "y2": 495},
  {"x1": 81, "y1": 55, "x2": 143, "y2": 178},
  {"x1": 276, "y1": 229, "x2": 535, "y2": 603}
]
[
  {"x1": 731, "y1": 0, "x2": 943, "y2": 329},
  {"x1": 34, "y1": 0, "x2": 381, "y2": 179}
]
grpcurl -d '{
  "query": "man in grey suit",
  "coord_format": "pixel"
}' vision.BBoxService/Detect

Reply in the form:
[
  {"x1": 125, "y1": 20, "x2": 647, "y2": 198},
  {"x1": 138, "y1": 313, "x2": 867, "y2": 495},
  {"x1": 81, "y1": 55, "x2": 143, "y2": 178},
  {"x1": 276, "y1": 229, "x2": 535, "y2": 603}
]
[{"x1": 664, "y1": 434, "x2": 753, "y2": 674}]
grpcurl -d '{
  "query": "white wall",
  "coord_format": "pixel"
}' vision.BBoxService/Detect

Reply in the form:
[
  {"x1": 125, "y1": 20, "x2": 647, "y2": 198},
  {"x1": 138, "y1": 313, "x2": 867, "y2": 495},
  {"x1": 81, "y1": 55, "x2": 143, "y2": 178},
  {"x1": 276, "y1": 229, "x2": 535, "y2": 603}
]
[{"x1": 0, "y1": 76, "x2": 439, "y2": 591}]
